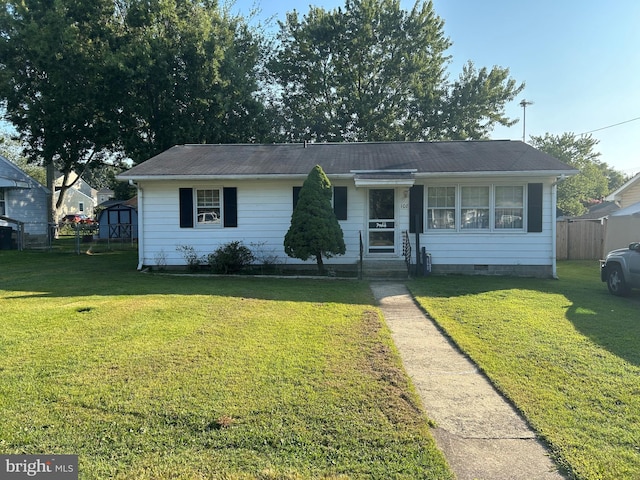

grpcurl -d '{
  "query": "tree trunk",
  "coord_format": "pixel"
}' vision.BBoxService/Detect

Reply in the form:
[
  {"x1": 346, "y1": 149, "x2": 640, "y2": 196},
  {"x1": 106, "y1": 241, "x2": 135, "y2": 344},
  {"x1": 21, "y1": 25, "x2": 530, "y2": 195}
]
[{"x1": 315, "y1": 252, "x2": 325, "y2": 274}]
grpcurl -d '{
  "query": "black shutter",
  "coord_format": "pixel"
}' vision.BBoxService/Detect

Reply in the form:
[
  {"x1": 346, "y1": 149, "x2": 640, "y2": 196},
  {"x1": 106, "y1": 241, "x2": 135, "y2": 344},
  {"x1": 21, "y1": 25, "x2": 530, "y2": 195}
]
[
  {"x1": 527, "y1": 183, "x2": 543, "y2": 233},
  {"x1": 179, "y1": 188, "x2": 194, "y2": 228},
  {"x1": 333, "y1": 186, "x2": 348, "y2": 220},
  {"x1": 293, "y1": 186, "x2": 302, "y2": 209},
  {"x1": 223, "y1": 187, "x2": 238, "y2": 227},
  {"x1": 409, "y1": 185, "x2": 424, "y2": 233}
]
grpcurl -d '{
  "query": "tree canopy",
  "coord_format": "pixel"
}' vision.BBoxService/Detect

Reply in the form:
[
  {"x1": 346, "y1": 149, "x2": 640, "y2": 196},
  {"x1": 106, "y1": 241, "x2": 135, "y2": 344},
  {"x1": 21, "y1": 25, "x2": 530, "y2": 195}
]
[
  {"x1": 117, "y1": 0, "x2": 271, "y2": 163},
  {"x1": 267, "y1": 0, "x2": 523, "y2": 142},
  {"x1": 0, "y1": 0, "x2": 270, "y2": 212},
  {"x1": 0, "y1": 0, "x2": 124, "y2": 210},
  {"x1": 284, "y1": 165, "x2": 345, "y2": 271},
  {"x1": 1, "y1": 0, "x2": 629, "y2": 222},
  {"x1": 530, "y1": 132, "x2": 625, "y2": 216}
]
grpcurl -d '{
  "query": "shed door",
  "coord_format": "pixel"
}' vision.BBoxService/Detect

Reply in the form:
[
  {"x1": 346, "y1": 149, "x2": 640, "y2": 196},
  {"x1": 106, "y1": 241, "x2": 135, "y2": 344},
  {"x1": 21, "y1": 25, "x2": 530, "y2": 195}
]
[{"x1": 108, "y1": 209, "x2": 132, "y2": 238}]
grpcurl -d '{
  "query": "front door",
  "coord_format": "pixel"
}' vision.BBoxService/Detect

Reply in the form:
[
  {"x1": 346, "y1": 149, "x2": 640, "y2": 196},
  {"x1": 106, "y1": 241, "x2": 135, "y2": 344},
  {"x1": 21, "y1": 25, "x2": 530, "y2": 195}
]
[{"x1": 368, "y1": 189, "x2": 395, "y2": 254}]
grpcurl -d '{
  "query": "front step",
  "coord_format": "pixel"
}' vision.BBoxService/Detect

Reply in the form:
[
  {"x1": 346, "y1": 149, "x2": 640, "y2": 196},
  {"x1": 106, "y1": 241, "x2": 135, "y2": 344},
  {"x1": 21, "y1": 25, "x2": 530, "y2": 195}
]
[{"x1": 361, "y1": 259, "x2": 410, "y2": 280}]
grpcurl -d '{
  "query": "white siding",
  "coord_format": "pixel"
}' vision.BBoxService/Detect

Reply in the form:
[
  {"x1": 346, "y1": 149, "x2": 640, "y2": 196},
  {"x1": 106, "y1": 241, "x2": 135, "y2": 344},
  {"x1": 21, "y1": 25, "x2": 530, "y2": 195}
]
[
  {"x1": 0, "y1": 156, "x2": 49, "y2": 236},
  {"x1": 2, "y1": 187, "x2": 49, "y2": 236},
  {"x1": 137, "y1": 176, "x2": 558, "y2": 272},
  {"x1": 139, "y1": 180, "x2": 368, "y2": 267},
  {"x1": 414, "y1": 178, "x2": 556, "y2": 268}
]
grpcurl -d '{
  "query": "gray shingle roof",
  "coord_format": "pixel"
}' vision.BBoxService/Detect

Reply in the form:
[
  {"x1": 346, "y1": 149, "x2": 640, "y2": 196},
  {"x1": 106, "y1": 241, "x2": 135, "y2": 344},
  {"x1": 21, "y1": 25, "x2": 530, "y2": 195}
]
[{"x1": 119, "y1": 141, "x2": 577, "y2": 179}]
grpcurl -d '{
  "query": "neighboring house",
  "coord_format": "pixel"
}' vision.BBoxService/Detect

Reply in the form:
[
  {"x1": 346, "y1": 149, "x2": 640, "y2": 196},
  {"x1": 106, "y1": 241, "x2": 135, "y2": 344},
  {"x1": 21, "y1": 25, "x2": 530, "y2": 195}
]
[
  {"x1": 0, "y1": 154, "x2": 50, "y2": 247},
  {"x1": 118, "y1": 141, "x2": 578, "y2": 277},
  {"x1": 97, "y1": 197, "x2": 138, "y2": 240},
  {"x1": 562, "y1": 200, "x2": 620, "y2": 223},
  {"x1": 602, "y1": 173, "x2": 640, "y2": 254},
  {"x1": 97, "y1": 187, "x2": 115, "y2": 205},
  {"x1": 606, "y1": 172, "x2": 640, "y2": 208},
  {"x1": 54, "y1": 171, "x2": 98, "y2": 221}
]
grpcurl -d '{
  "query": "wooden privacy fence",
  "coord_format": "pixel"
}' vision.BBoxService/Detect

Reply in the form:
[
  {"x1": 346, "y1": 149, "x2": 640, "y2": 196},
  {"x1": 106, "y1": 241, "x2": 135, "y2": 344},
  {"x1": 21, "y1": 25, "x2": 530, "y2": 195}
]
[{"x1": 556, "y1": 220, "x2": 606, "y2": 260}]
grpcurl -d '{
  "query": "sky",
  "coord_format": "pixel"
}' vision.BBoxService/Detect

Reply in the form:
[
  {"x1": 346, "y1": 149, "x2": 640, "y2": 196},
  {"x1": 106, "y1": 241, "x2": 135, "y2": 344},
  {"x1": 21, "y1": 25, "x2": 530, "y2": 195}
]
[{"x1": 233, "y1": 0, "x2": 640, "y2": 177}]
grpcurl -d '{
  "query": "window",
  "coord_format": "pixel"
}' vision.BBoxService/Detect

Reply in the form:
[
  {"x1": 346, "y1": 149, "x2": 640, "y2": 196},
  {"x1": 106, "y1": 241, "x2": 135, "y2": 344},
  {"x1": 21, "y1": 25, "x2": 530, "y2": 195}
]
[
  {"x1": 495, "y1": 186, "x2": 523, "y2": 229},
  {"x1": 196, "y1": 189, "x2": 221, "y2": 225},
  {"x1": 461, "y1": 186, "x2": 489, "y2": 229},
  {"x1": 427, "y1": 186, "x2": 455, "y2": 229},
  {"x1": 0, "y1": 190, "x2": 5, "y2": 216},
  {"x1": 180, "y1": 187, "x2": 237, "y2": 228},
  {"x1": 425, "y1": 184, "x2": 528, "y2": 232},
  {"x1": 78, "y1": 202, "x2": 84, "y2": 212}
]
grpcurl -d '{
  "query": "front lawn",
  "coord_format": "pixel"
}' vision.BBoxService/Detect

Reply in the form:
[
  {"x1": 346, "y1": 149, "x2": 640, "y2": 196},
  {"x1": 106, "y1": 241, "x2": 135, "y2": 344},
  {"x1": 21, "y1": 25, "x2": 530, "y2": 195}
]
[
  {"x1": 0, "y1": 247, "x2": 452, "y2": 479},
  {"x1": 408, "y1": 261, "x2": 640, "y2": 480}
]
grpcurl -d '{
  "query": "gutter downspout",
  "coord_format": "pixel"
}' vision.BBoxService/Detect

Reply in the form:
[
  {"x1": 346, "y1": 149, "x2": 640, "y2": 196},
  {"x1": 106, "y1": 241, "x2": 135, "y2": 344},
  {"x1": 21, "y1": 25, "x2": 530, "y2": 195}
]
[
  {"x1": 551, "y1": 174, "x2": 567, "y2": 279},
  {"x1": 129, "y1": 179, "x2": 144, "y2": 271},
  {"x1": 551, "y1": 182, "x2": 558, "y2": 278}
]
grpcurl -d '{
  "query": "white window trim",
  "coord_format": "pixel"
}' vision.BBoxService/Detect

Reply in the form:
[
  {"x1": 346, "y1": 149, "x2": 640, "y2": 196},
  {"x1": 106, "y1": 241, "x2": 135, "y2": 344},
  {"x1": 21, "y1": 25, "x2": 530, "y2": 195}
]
[
  {"x1": 194, "y1": 187, "x2": 223, "y2": 228},
  {"x1": 426, "y1": 183, "x2": 526, "y2": 233},
  {"x1": 426, "y1": 186, "x2": 456, "y2": 230},
  {"x1": 460, "y1": 185, "x2": 491, "y2": 231},
  {"x1": 494, "y1": 185, "x2": 525, "y2": 230}
]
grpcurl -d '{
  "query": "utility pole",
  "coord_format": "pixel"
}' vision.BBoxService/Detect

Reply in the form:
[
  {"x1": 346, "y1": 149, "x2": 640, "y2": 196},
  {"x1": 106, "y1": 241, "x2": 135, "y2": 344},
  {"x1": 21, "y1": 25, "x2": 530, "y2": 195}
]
[{"x1": 519, "y1": 99, "x2": 533, "y2": 142}]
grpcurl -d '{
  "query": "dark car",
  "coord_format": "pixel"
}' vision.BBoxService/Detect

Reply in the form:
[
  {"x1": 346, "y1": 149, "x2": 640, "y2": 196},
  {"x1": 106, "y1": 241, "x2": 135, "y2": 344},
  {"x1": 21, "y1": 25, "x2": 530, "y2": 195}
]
[
  {"x1": 600, "y1": 242, "x2": 640, "y2": 296},
  {"x1": 60, "y1": 214, "x2": 94, "y2": 225}
]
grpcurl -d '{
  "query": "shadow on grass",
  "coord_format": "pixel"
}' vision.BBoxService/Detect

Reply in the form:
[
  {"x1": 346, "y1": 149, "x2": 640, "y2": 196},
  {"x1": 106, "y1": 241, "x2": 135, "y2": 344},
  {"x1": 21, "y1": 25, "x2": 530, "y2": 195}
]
[
  {"x1": 0, "y1": 247, "x2": 373, "y2": 306},
  {"x1": 408, "y1": 262, "x2": 640, "y2": 367}
]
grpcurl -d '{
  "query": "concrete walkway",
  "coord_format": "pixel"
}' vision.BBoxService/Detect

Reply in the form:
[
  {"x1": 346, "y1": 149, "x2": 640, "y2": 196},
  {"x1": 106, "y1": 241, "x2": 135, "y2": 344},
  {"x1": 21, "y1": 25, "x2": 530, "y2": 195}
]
[{"x1": 370, "y1": 282, "x2": 565, "y2": 480}]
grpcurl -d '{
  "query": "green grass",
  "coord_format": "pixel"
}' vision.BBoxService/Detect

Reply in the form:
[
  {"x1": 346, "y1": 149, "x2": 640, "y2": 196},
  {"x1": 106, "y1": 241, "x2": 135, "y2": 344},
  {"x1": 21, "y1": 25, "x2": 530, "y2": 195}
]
[
  {"x1": 0, "y1": 246, "x2": 452, "y2": 479},
  {"x1": 408, "y1": 261, "x2": 640, "y2": 480}
]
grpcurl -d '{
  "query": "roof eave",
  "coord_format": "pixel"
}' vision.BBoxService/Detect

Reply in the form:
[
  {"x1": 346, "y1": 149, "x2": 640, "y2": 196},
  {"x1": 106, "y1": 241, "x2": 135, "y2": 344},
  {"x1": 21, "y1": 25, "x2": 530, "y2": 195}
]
[
  {"x1": 118, "y1": 173, "x2": 328, "y2": 182},
  {"x1": 605, "y1": 172, "x2": 640, "y2": 201},
  {"x1": 119, "y1": 169, "x2": 578, "y2": 182},
  {"x1": 414, "y1": 169, "x2": 579, "y2": 178}
]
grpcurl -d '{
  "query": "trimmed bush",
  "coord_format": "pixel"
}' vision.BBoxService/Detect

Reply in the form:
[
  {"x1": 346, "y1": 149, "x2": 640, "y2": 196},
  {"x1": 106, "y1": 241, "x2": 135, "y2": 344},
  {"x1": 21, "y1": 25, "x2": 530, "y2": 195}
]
[{"x1": 208, "y1": 241, "x2": 254, "y2": 274}]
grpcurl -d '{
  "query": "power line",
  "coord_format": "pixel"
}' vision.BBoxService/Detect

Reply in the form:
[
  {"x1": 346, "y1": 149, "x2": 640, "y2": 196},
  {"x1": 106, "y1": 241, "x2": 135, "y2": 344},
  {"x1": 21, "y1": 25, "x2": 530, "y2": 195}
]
[{"x1": 579, "y1": 116, "x2": 640, "y2": 135}]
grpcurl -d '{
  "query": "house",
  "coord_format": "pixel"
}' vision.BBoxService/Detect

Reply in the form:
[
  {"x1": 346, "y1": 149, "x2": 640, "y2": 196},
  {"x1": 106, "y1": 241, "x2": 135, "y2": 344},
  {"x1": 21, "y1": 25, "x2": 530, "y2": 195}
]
[
  {"x1": 97, "y1": 187, "x2": 115, "y2": 205},
  {"x1": 606, "y1": 172, "x2": 640, "y2": 209},
  {"x1": 96, "y1": 197, "x2": 138, "y2": 240},
  {"x1": 54, "y1": 171, "x2": 98, "y2": 221},
  {"x1": 118, "y1": 141, "x2": 578, "y2": 277},
  {"x1": 0, "y1": 154, "x2": 50, "y2": 248},
  {"x1": 601, "y1": 173, "x2": 640, "y2": 254},
  {"x1": 558, "y1": 198, "x2": 619, "y2": 224}
]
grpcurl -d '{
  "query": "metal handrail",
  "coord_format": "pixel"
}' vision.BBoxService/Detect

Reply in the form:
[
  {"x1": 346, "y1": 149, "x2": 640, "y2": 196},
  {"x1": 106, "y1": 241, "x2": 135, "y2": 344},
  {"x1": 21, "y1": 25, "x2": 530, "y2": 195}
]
[
  {"x1": 402, "y1": 230, "x2": 411, "y2": 274},
  {"x1": 359, "y1": 231, "x2": 364, "y2": 280}
]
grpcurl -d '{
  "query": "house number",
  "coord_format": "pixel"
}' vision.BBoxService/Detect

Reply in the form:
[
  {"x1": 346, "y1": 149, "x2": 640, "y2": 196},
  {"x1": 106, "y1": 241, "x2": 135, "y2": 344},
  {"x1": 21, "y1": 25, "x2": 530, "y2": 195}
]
[{"x1": 400, "y1": 202, "x2": 409, "y2": 209}]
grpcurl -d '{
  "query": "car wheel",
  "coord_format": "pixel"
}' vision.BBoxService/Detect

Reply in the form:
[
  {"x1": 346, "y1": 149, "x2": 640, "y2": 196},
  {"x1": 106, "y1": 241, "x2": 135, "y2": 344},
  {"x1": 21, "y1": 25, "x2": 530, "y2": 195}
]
[{"x1": 607, "y1": 265, "x2": 630, "y2": 296}]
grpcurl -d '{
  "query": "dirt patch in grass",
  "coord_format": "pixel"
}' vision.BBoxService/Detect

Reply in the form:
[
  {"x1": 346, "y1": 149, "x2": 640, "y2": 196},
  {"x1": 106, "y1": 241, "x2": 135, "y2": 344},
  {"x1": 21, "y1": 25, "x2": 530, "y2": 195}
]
[{"x1": 353, "y1": 310, "x2": 428, "y2": 428}]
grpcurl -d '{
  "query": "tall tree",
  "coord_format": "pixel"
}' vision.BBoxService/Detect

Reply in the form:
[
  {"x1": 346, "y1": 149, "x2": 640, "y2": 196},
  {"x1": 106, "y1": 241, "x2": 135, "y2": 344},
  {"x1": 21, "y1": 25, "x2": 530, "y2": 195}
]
[
  {"x1": 267, "y1": 0, "x2": 523, "y2": 142},
  {"x1": 530, "y1": 132, "x2": 615, "y2": 216},
  {"x1": 0, "y1": 0, "x2": 124, "y2": 215},
  {"x1": 438, "y1": 61, "x2": 524, "y2": 139},
  {"x1": 118, "y1": 0, "x2": 271, "y2": 163},
  {"x1": 0, "y1": 0, "x2": 271, "y2": 223},
  {"x1": 284, "y1": 165, "x2": 345, "y2": 272}
]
